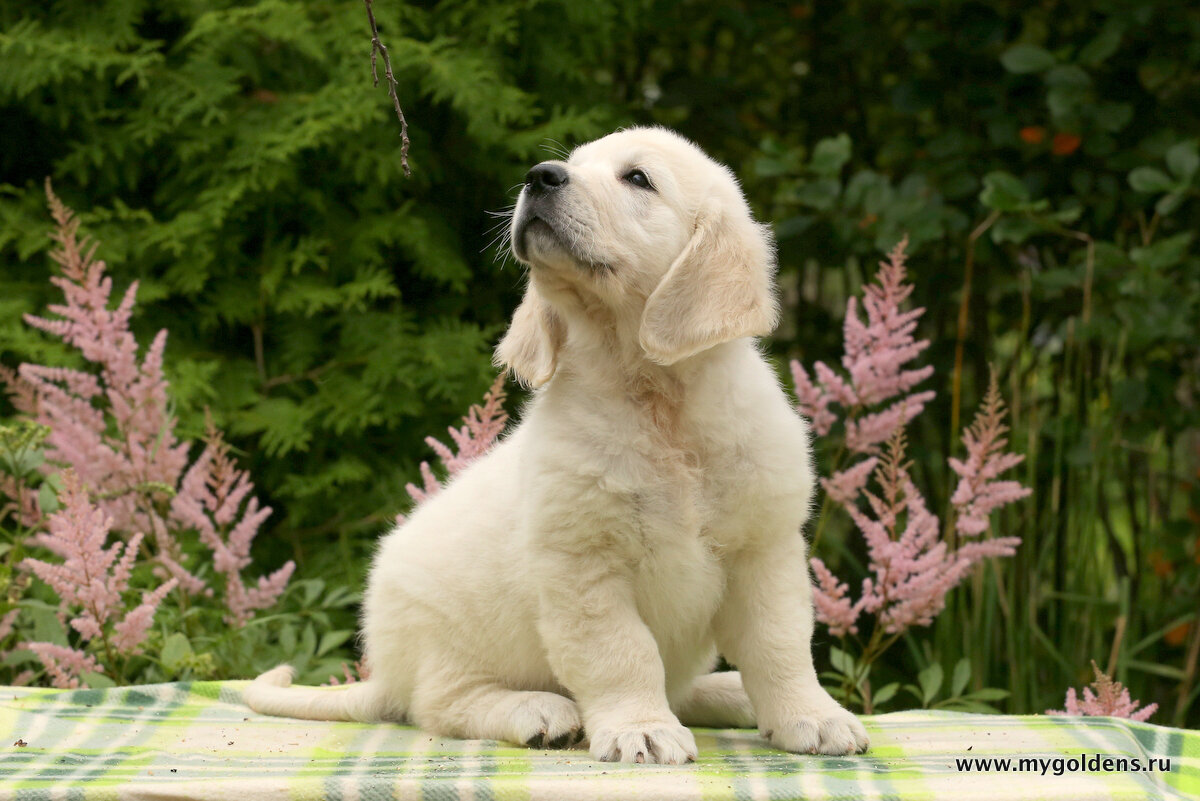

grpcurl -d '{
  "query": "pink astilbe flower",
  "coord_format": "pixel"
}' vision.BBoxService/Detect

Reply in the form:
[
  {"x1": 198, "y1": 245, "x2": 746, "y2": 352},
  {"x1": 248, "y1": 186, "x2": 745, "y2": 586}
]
[
  {"x1": 810, "y1": 558, "x2": 863, "y2": 637},
  {"x1": 790, "y1": 237, "x2": 934, "y2": 451},
  {"x1": 791, "y1": 361, "x2": 838, "y2": 435},
  {"x1": 1047, "y1": 661, "x2": 1157, "y2": 722},
  {"x1": 19, "y1": 642, "x2": 102, "y2": 690},
  {"x1": 20, "y1": 471, "x2": 177, "y2": 654},
  {"x1": 400, "y1": 374, "x2": 508, "y2": 520},
  {"x1": 0, "y1": 609, "x2": 18, "y2": 641},
  {"x1": 0, "y1": 472, "x2": 40, "y2": 530},
  {"x1": 324, "y1": 658, "x2": 371, "y2": 687},
  {"x1": 811, "y1": 429, "x2": 1020, "y2": 637},
  {"x1": 821, "y1": 457, "x2": 878, "y2": 506},
  {"x1": 424, "y1": 373, "x2": 509, "y2": 475},
  {"x1": 841, "y1": 239, "x2": 934, "y2": 406},
  {"x1": 796, "y1": 239, "x2": 1027, "y2": 647},
  {"x1": 4, "y1": 182, "x2": 197, "y2": 588},
  {"x1": 171, "y1": 421, "x2": 294, "y2": 626},
  {"x1": 949, "y1": 371, "x2": 1032, "y2": 537},
  {"x1": 17, "y1": 471, "x2": 176, "y2": 686},
  {"x1": 844, "y1": 396, "x2": 933, "y2": 454},
  {"x1": 2, "y1": 185, "x2": 293, "y2": 647},
  {"x1": 110, "y1": 581, "x2": 176, "y2": 654}
]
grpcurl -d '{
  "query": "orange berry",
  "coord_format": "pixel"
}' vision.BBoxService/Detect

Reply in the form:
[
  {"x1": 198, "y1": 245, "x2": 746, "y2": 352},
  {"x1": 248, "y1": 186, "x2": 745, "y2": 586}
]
[
  {"x1": 1052, "y1": 132, "x2": 1082, "y2": 155},
  {"x1": 1149, "y1": 549, "x2": 1174, "y2": 578},
  {"x1": 1019, "y1": 126, "x2": 1046, "y2": 144}
]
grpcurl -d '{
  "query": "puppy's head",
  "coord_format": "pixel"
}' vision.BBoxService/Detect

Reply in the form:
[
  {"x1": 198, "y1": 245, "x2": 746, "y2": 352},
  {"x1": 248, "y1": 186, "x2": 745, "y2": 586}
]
[{"x1": 497, "y1": 127, "x2": 778, "y2": 387}]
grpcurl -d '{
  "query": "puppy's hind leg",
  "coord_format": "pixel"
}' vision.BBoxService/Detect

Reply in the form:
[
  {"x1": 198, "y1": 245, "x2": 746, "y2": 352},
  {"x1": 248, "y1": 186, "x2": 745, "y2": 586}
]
[
  {"x1": 410, "y1": 664, "x2": 584, "y2": 749},
  {"x1": 673, "y1": 670, "x2": 756, "y2": 728}
]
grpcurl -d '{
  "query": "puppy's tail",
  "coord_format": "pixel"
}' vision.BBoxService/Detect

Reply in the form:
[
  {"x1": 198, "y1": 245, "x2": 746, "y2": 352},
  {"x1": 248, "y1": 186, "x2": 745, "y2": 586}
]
[{"x1": 243, "y1": 665, "x2": 385, "y2": 722}]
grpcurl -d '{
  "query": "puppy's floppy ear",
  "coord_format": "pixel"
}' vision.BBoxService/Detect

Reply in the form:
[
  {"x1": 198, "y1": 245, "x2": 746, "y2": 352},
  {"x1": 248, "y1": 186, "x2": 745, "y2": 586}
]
[
  {"x1": 494, "y1": 278, "x2": 566, "y2": 388},
  {"x1": 639, "y1": 196, "x2": 780, "y2": 365}
]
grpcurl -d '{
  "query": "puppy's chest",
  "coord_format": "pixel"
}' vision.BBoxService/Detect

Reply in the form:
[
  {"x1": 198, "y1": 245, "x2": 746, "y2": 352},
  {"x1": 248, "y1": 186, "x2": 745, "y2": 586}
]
[{"x1": 624, "y1": 384, "x2": 759, "y2": 540}]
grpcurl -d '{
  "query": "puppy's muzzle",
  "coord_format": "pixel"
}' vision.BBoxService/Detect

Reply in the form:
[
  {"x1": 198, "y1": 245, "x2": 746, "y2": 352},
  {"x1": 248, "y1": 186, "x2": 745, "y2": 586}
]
[
  {"x1": 525, "y1": 162, "x2": 568, "y2": 195},
  {"x1": 514, "y1": 162, "x2": 570, "y2": 262}
]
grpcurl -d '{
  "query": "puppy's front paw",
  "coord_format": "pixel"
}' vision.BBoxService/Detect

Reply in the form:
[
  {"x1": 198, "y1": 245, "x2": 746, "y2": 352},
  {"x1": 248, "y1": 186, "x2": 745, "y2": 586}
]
[
  {"x1": 515, "y1": 692, "x2": 585, "y2": 749},
  {"x1": 590, "y1": 721, "x2": 697, "y2": 764},
  {"x1": 765, "y1": 706, "x2": 870, "y2": 755}
]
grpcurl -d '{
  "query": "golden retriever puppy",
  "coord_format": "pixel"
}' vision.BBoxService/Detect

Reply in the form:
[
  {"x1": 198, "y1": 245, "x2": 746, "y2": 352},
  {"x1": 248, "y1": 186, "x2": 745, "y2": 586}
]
[{"x1": 245, "y1": 127, "x2": 870, "y2": 764}]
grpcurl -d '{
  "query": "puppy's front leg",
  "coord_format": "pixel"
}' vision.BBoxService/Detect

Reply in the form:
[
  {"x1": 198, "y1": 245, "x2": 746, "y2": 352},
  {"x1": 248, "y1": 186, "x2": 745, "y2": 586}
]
[
  {"x1": 714, "y1": 536, "x2": 870, "y2": 755},
  {"x1": 536, "y1": 547, "x2": 697, "y2": 765}
]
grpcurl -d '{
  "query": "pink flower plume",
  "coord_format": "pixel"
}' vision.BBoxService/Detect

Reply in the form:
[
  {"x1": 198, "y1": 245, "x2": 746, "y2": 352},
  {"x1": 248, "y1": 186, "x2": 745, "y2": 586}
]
[
  {"x1": 20, "y1": 642, "x2": 102, "y2": 689},
  {"x1": 1047, "y1": 661, "x2": 1157, "y2": 722},
  {"x1": 798, "y1": 240, "x2": 1029, "y2": 645},
  {"x1": 949, "y1": 370, "x2": 1032, "y2": 537},
  {"x1": 402, "y1": 374, "x2": 508, "y2": 515}
]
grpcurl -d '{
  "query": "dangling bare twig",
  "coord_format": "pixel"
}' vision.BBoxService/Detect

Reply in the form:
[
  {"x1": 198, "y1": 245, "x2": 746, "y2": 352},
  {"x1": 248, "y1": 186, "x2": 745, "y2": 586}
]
[{"x1": 364, "y1": 0, "x2": 411, "y2": 177}]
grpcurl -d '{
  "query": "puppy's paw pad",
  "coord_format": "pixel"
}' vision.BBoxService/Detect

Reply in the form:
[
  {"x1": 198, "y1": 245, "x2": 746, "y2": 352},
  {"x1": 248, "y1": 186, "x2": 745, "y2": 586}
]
[
  {"x1": 515, "y1": 693, "x2": 584, "y2": 750},
  {"x1": 590, "y1": 723, "x2": 697, "y2": 765},
  {"x1": 768, "y1": 709, "x2": 869, "y2": 755}
]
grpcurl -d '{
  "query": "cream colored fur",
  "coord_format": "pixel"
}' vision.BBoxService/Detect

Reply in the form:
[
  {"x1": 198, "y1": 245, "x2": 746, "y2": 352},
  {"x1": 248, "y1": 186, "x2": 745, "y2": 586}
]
[{"x1": 244, "y1": 127, "x2": 870, "y2": 765}]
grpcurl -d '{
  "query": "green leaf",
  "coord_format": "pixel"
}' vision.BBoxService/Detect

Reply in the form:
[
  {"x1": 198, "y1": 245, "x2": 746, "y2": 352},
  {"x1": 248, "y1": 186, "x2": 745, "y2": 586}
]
[
  {"x1": 1044, "y1": 65, "x2": 1091, "y2": 89},
  {"x1": 808, "y1": 133, "x2": 852, "y2": 177},
  {"x1": 1128, "y1": 167, "x2": 1175, "y2": 194},
  {"x1": 1092, "y1": 102, "x2": 1132, "y2": 133},
  {"x1": 788, "y1": 178, "x2": 842, "y2": 211},
  {"x1": 991, "y1": 216, "x2": 1039, "y2": 245},
  {"x1": 1166, "y1": 141, "x2": 1199, "y2": 181},
  {"x1": 37, "y1": 478, "x2": 60, "y2": 515},
  {"x1": 918, "y1": 663, "x2": 944, "y2": 705},
  {"x1": 1052, "y1": 205, "x2": 1083, "y2": 224},
  {"x1": 872, "y1": 682, "x2": 900, "y2": 706},
  {"x1": 963, "y1": 688, "x2": 1011, "y2": 702},
  {"x1": 29, "y1": 605, "x2": 68, "y2": 647},
  {"x1": 1078, "y1": 24, "x2": 1123, "y2": 66},
  {"x1": 1131, "y1": 233, "x2": 1192, "y2": 271},
  {"x1": 300, "y1": 622, "x2": 317, "y2": 658},
  {"x1": 943, "y1": 699, "x2": 1004, "y2": 714},
  {"x1": 279, "y1": 624, "x2": 297, "y2": 655},
  {"x1": 951, "y1": 658, "x2": 971, "y2": 698},
  {"x1": 979, "y1": 171, "x2": 1030, "y2": 211},
  {"x1": 301, "y1": 579, "x2": 325, "y2": 607},
  {"x1": 81, "y1": 671, "x2": 116, "y2": 689},
  {"x1": 1126, "y1": 659, "x2": 1187, "y2": 680},
  {"x1": 161, "y1": 632, "x2": 193, "y2": 671},
  {"x1": 1156, "y1": 192, "x2": 1187, "y2": 217},
  {"x1": 316, "y1": 630, "x2": 353, "y2": 658},
  {"x1": 829, "y1": 646, "x2": 856, "y2": 677},
  {"x1": 1000, "y1": 44, "x2": 1055, "y2": 74}
]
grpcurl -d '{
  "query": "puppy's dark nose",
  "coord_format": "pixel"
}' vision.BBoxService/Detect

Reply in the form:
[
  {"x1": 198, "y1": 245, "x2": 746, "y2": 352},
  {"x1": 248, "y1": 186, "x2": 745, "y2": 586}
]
[{"x1": 525, "y1": 162, "x2": 568, "y2": 194}]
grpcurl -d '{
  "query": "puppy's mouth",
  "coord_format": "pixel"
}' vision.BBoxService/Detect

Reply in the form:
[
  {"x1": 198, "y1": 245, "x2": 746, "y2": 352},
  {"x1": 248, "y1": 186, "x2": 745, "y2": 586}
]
[
  {"x1": 512, "y1": 207, "x2": 611, "y2": 273},
  {"x1": 513, "y1": 213, "x2": 559, "y2": 263}
]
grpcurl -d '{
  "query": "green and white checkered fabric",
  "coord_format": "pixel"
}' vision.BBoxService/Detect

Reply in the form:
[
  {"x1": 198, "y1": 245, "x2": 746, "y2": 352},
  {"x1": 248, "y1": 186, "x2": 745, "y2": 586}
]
[{"x1": 0, "y1": 681, "x2": 1195, "y2": 800}]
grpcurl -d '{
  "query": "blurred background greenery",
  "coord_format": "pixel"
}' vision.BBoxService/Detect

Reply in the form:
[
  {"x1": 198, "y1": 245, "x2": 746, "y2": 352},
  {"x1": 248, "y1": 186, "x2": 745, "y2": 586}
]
[{"x1": 1, "y1": 0, "x2": 1197, "y2": 726}]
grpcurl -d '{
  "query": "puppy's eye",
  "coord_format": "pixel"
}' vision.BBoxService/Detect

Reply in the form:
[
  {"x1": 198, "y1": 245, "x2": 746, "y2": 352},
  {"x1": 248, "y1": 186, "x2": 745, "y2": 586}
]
[{"x1": 623, "y1": 169, "x2": 653, "y2": 190}]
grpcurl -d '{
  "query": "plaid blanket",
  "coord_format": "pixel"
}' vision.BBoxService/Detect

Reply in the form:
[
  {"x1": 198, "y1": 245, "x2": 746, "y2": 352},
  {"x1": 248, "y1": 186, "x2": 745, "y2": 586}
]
[{"x1": 0, "y1": 681, "x2": 1194, "y2": 800}]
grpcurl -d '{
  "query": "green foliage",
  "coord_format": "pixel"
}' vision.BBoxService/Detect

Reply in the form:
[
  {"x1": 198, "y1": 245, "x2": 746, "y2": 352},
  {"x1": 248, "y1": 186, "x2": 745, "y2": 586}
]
[
  {"x1": 0, "y1": 0, "x2": 627, "y2": 585},
  {"x1": 666, "y1": 2, "x2": 1199, "y2": 728}
]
